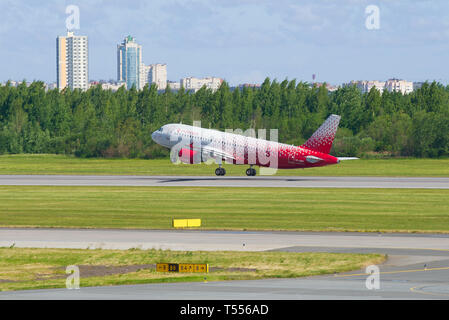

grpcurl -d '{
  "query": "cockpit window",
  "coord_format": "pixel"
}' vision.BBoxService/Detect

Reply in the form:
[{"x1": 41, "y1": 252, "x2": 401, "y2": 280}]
[{"x1": 158, "y1": 128, "x2": 163, "y2": 132}]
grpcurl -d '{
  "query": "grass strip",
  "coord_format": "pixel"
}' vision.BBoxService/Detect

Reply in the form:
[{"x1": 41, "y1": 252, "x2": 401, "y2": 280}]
[
  {"x1": 0, "y1": 247, "x2": 385, "y2": 291},
  {"x1": 0, "y1": 186, "x2": 448, "y2": 233}
]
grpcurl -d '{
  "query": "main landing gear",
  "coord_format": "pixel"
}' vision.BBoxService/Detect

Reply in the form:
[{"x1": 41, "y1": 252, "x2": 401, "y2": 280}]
[
  {"x1": 214, "y1": 166, "x2": 256, "y2": 176},
  {"x1": 246, "y1": 166, "x2": 256, "y2": 176},
  {"x1": 215, "y1": 166, "x2": 226, "y2": 176}
]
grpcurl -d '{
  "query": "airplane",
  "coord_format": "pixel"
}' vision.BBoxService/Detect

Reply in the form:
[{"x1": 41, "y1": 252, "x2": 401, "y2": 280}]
[{"x1": 151, "y1": 114, "x2": 357, "y2": 176}]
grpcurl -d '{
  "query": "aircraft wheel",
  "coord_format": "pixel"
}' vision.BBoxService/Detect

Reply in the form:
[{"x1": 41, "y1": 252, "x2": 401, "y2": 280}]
[
  {"x1": 246, "y1": 168, "x2": 256, "y2": 176},
  {"x1": 215, "y1": 168, "x2": 222, "y2": 176},
  {"x1": 220, "y1": 168, "x2": 226, "y2": 176}
]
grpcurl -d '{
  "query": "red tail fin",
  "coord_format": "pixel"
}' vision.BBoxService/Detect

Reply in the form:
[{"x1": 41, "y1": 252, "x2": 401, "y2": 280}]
[{"x1": 301, "y1": 114, "x2": 341, "y2": 154}]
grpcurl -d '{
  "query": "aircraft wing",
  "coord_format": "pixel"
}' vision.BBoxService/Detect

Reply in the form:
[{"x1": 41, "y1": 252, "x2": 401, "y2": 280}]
[{"x1": 201, "y1": 145, "x2": 236, "y2": 162}]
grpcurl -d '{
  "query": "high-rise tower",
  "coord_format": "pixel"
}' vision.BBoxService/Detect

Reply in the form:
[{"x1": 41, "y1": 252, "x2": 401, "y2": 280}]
[
  {"x1": 117, "y1": 36, "x2": 142, "y2": 90},
  {"x1": 148, "y1": 64, "x2": 167, "y2": 90},
  {"x1": 57, "y1": 31, "x2": 88, "y2": 90}
]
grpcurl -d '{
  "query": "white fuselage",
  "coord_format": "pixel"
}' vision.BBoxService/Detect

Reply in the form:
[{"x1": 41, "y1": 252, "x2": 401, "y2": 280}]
[{"x1": 151, "y1": 123, "x2": 287, "y2": 163}]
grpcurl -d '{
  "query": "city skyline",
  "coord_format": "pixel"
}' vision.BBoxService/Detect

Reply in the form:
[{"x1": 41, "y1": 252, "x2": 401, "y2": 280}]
[{"x1": 1, "y1": 1, "x2": 449, "y2": 86}]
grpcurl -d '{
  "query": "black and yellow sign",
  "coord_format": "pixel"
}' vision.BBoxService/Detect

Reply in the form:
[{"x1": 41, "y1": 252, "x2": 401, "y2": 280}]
[{"x1": 156, "y1": 263, "x2": 209, "y2": 273}]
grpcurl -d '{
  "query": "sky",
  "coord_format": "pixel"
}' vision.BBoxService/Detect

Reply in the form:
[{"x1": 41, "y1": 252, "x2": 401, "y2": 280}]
[{"x1": 1, "y1": 0, "x2": 449, "y2": 86}]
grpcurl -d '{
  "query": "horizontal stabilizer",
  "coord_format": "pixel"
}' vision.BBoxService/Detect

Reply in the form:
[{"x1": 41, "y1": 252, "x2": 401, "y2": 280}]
[{"x1": 337, "y1": 157, "x2": 359, "y2": 161}]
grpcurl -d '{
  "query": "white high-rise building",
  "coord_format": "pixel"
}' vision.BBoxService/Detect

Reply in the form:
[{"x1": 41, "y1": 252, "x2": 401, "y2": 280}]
[
  {"x1": 57, "y1": 31, "x2": 88, "y2": 90},
  {"x1": 346, "y1": 79, "x2": 414, "y2": 95},
  {"x1": 140, "y1": 64, "x2": 151, "y2": 88},
  {"x1": 385, "y1": 79, "x2": 414, "y2": 95},
  {"x1": 346, "y1": 80, "x2": 385, "y2": 94},
  {"x1": 180, "y1": 77, "x2": 223, "y2": 92},
  {"x1": 148, "y1": 64, "x2": 167, "y2": 90}
]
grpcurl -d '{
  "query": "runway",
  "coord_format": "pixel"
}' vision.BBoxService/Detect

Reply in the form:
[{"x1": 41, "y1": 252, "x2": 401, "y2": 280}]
[
  {"x1": 1, "y1": 175, "x2": 449, "y2": 188},
  {"x1": 2, "y1": 228, "x2": 449, "y2": 251},
  {"x1": 1, "y1": 228, "x2": 449, "y2": 299}
]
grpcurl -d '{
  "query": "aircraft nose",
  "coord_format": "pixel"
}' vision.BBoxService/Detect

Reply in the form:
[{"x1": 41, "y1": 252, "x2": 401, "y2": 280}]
[{"x1": 151, "y1": 131, "x2": 158, "y2": 142}]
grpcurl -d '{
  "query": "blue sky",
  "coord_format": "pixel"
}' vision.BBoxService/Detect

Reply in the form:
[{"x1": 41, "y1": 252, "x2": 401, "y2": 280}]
[{"x1": 1, "y1": 0, "x2": 449, "y2": 85}]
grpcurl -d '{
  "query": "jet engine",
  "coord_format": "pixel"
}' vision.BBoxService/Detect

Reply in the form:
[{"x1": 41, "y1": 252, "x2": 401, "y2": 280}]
[{"x1": 178, "y1": 148, "x2": 200, "y2": 164}]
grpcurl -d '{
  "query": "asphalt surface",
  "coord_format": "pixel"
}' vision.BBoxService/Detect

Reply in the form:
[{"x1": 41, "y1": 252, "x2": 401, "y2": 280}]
[
  {"x1": 1, "y1": 174, "x2": 448, "y2": 299},
  {"x1": 1, "y1": 229, "x2": 449, "y2": 299},
  {"x1": 2, "y1": 228, "x2": 449, "y2": 251},
  {"x1": 0, "y1": 175, "x2": 449, "y2": 188}
]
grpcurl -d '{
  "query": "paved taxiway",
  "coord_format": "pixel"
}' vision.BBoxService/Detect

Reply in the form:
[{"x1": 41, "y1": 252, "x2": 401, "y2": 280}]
[
  {"x1": 0, "y1": 229, "x2": 448, "y2": 299},
  {"x1": 1, "y1": 175, "x2": 449, "y2": 188}
]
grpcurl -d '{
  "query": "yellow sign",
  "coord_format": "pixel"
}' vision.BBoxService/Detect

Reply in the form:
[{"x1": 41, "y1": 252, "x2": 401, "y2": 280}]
[
  {"x1": 173, "y1": 219, "x2": 188, "y2": 228},
  {"x1": 179, "y1": 263, "x2": 209, "y2": 273},
  {"x1": 156, "y1": 263, "x2": 209, "y2": 273},
  {"x1": 172, "y1": 219, "x2": 201, "y2": 228},
  {"x1": 156, "y1": 263, "x2": 169, "y2": 272},
  {"x1": 187, "y1": 219, "x2": 201, "y2": 227}
]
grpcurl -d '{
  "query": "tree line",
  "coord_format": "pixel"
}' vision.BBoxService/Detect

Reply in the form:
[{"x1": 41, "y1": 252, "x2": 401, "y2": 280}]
[{"x1": 0, "y1": 78, "x2": 448, "y2": 159}]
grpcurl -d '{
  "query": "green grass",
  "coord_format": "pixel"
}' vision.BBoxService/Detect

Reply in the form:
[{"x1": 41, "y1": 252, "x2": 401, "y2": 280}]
[
  {"x1": 1, "y1": 186, "x2": 449, "y2": 233},
  {"x1": 0, "y1": 247, "x2": 385, "y2": 291},
  {"x1": 0, "y1": 154, "x2": 448, "y2": 176}
]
